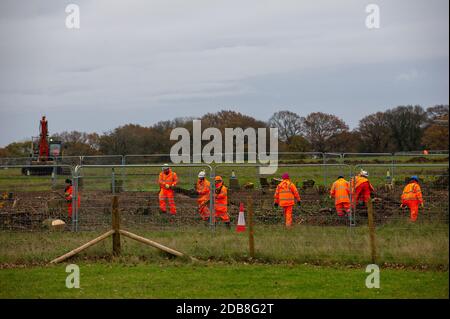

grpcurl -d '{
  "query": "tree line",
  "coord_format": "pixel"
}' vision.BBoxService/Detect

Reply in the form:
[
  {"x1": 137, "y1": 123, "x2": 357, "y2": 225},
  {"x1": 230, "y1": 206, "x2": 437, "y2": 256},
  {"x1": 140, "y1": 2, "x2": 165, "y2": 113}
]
[{"x1": 0, "y1": 104, "x2": 448, "y2": 157}]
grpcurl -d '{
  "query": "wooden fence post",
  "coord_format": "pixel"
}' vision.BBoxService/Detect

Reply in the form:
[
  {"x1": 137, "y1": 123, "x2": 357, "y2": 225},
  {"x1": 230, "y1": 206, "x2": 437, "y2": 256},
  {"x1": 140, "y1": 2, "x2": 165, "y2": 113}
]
[
  {"x1": 367, "y1": 198, "x2": 377, "y2": 264},
  {"x1": 112, "y1": 195, "x2": 121, "y2": 256},
  {"x1": 50, "y1": 230, "x2": 114, "y2": 264},
  {"x1": 248, "y1": 197, "x2": 255, "y2": 259}
]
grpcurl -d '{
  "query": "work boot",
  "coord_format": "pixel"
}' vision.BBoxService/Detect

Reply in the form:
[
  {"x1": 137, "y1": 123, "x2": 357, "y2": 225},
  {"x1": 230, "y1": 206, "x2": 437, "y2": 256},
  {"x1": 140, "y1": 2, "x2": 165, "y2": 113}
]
[{"x1": 225, "y1": 221, "x2": 231, "y2": 229}]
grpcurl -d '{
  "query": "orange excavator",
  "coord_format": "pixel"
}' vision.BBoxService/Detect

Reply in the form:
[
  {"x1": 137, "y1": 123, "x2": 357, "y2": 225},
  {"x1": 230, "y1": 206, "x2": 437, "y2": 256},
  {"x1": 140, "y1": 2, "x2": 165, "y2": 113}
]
[{"x1": 22, "y1": 116, "x2": 69, "y2": 176}]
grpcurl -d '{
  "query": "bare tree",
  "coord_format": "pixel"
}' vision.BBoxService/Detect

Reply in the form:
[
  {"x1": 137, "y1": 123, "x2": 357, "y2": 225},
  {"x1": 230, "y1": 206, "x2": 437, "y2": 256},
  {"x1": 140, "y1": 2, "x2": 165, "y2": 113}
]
[
  {"x1": 426, "y1": 105, "x2": 449, "y2": 120},
  {"x1": 268, "y1": 110, "x2": 304, "y2": 142},
  {"x1": 357, "y1": 112, "x2": 392, "y2": 152},
  {"x1": 303, "y1": 112, "x2": 348, "y2": 152},
  {"x1": 422, "y1": 105, "x2": 449, "y2": 150}
]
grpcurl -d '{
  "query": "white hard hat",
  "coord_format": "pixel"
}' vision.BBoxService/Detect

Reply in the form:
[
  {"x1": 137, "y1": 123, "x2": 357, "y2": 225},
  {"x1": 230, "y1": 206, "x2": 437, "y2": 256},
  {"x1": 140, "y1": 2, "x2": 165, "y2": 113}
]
[
  {"x1": 361, "y1": 170, "x2": 369, "y2": 177},
  {"x1": 198, "y1": 170, "x2": 206, "y2": 178},
  {"x1": 162, "y1": 164, "x2": 170, "y2": 171}
]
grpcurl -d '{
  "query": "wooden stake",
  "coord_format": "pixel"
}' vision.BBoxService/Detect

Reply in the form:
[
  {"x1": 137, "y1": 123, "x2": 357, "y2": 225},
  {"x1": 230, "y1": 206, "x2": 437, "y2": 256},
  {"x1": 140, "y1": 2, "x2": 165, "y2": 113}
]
[
  {"x1": 248, "y1": 197, "x2": 255, "y2": 258},
  {"x1": 50, "y1": 197, "x2": 194, "y2": 264},
  {"x1": 50, "y1": 230, "x2": 114, "y2": 264},
  {"x1": 112, "y1": 195, "x2": 121, "y2": 256},
  {"x1": 367, "y1": 198, "x2": 377, "y2": 264},
  {"x1": 119, "y1": 229, "x2": 189, "y2": 259}
]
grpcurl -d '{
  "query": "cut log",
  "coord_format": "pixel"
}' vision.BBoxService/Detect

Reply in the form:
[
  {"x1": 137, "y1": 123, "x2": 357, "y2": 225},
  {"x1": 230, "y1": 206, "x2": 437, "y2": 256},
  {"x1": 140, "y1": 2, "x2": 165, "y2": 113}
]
[{"x1": 42, "y1": 218, "x2": 66, "y2": 231}]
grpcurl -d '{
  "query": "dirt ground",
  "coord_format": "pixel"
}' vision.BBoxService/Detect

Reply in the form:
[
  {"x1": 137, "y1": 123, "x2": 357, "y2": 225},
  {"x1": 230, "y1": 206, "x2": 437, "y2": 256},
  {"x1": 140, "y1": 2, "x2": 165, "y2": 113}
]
[{"x1": 1, "y1": 179, "x2": 448, "y2": 231}]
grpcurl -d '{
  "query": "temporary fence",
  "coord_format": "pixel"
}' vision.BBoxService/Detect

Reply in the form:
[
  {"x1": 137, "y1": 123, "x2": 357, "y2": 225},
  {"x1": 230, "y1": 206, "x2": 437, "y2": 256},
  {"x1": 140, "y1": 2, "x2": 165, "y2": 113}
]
[
  {"x1": 213, "y1": 163, "x2": 352, "y2": 227},
  {"x1": 0, "y1": 160, "x2": 448, "y2": 266},
  {"x1": 351, "y1": 163, "x2": 449, "y2": 226},
  {"x1": 71, "y1": 164, "x2": 213, "y2": 232},
  {"x1": 0, "y1": 164, "x2": 73, "y2": 230}
]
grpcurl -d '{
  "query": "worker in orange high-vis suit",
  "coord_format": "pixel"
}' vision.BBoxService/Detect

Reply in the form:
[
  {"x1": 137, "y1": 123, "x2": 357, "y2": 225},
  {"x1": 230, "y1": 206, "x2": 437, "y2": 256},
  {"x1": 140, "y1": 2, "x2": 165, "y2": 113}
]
[
  {"x1": 352, "y1": 170, "x2": 374, "y2": 208},
  {"x1": 214, "y1": 176, "x2": 230, "y2": 228},
  {"x1": 64, "y1": 179, "x2": 80, "y2": 219},
  {"x1": 158, "y1": 164, "x2": 178, "y2": 215},
  {"x1": 400, "y1": 176, "x2": 424, "y2": 222},
  {"x1": 330, "y1": 176, "x2": 351, "y2": 217},
  {"x1": 195, "y1": 170, "x2": 210, "y2": 221},
  {"x1": 274, "y1": 173, "x2": 301, "y2": 227}
]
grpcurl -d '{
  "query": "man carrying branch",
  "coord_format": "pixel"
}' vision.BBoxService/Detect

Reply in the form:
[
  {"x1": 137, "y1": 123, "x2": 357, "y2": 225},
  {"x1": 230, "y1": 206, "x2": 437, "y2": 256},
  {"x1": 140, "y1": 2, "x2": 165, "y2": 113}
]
[{"x1": 158, "y1": 164, "x2": 178, "y2": 215}]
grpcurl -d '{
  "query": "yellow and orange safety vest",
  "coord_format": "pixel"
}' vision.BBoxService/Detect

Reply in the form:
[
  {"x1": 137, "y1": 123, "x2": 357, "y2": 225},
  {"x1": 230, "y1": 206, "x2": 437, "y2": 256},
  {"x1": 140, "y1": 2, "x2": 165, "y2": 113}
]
[
  {"x1": 401, "y1": 182, "x2": 423, "y2": 203},
  {"x1": 274, "y1": 179, "x2": 301, "y2": 207},
  {"x1": 330, "y1": 178, "x2": 350, "y2": 204}
]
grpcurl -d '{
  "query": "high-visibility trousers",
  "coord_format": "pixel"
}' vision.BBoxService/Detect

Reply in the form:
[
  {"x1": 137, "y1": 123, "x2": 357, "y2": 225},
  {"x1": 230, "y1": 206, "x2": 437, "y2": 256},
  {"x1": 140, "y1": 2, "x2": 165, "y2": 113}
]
[
  {"x1": 67, "y1": 197, "x2": 80, "y2": 218},
  {"x1": 403, "y1": 199, "x2": 420, "y2": 222},
  {"x1": 353, "y1": 184, "x2": 371, "y2": 208},
  {"x1": 214, "y1": 210, "x2": 230, "y2": 222},
  {"x1": 198, "y1": 201, "x2": 210, "y2": 221},
  {"x1": 283, "y1": 205, "x2": 293, "y2": 227},
  {"x1": 159, "y1": 189, "x2": 176, "y2": 214},
  {"x1": 335, "y1": 202, "x2": 351, "y2": 217},
  {"x1": 68, "y1": 203, "x2": 73, "y2": 218}
]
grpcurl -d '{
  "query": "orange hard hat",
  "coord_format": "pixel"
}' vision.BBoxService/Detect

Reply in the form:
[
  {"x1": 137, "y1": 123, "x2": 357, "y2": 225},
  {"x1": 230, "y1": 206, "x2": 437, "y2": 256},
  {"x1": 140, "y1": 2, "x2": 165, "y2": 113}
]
[{"x1": 215, "y1": 176, "x2": 223, "y2": 182}]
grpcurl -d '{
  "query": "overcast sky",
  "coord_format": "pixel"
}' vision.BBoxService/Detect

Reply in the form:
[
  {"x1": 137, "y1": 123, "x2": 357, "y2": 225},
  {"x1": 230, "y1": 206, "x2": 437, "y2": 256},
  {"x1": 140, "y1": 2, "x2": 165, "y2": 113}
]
[{"x1": 0, "y1": 0, "x2": 448, "y2": 146}]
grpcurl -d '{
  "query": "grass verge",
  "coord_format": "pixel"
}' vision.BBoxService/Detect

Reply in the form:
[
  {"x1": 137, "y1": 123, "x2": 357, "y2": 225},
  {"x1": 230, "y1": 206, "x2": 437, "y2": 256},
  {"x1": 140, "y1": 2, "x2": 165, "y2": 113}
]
[
  {"x1": 0, "y1": 262, "x2": 447, "y2": 298},
  {"x1": 0, "y1": 223, "x2": 448, "y2": 267}
]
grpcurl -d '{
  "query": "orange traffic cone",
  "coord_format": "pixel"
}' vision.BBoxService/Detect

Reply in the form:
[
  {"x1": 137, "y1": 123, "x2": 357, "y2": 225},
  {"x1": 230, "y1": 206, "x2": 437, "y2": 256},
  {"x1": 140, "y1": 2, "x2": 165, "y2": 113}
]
[{"x1": 236, "y1": 203, "x2": 246, "y2": 232}]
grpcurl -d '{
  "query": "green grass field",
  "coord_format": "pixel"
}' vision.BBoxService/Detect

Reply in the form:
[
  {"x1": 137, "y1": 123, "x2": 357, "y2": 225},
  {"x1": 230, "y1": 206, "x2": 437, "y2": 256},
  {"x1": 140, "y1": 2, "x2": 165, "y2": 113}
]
[
  {"x1": 0, "y1": 262, "x2": 447, "y2": 298},
  {"x1": 0, "y1": 162, "x2": 448, "y2": 192},
  {"x1": 0, "y1": 223, "x2": 448, "y2": 298},
  {"x1": 0, "y1": 224, "x2": 448, "y2": 267},
  {"x1": 0, "y1": 157, "x2": 448, "y2": 299}
]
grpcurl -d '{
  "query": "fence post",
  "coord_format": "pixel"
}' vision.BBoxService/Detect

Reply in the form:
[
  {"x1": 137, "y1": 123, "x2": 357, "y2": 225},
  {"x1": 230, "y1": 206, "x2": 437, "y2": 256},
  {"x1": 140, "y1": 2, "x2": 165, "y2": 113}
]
[
  {"x1": 248, "y1": 197, "x2": 255, "y2": 258},
  {"x1": 121, "y1": 155, "x2": 126, "y2": 192},
  {"x1": 322, "y1": 153, "x2": 327, "y2": 186},
  {"x1": 51, "y1": 164, "x2": 57, "y2": 190},
  {"x1": 391, "y1": 153, "x2": 395, "y2": 181},
  {"x1": 210, "y1": 168, "x2": 215, "y2": 230},
  {"x1": 349, "y1": 165, "x2": 356, "y2": 227},
  {"x1": 72, "y1": 175, "x2": 79, "y2": 232},
  {"x1": 367, "y1": 198, "x2": 377, "y2": 264},
  {"x1": 111, "y1": 168, "x2": 116, "y2": 195},
  {"x1": 112, "y1": 195, "x2": 121, "y2": 256}
]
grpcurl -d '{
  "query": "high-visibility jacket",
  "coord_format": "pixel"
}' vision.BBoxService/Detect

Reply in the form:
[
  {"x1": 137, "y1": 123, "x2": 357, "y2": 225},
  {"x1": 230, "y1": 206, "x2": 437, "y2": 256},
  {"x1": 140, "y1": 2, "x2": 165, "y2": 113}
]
[
  {"x1": 352, "y1": 176, "x2": 374, "y2": 193},
  {"x1": 65, "y1": 185, "x2": 80, "y2": 217},
  {"x1": 214, "y1": 183, "x2": 228, "y2": 213},
  {"x1": 196, "y1": 179, "x2": 210, "y2": 205},
  {"x1": 330, "y1": 178, "x2": 350, "y2": 204},
  {"x1": 158, "y1": 170, "x2": 178, "y2": 192},
  {"x1": 274, "y1": 179, "x2": 301, "y2": 207},
  {"x1": 401, "y1": 182, "x2": 423, "y2": 203},
  {"x1": 65, "y1": 185, "x2": 81, "y2": 204},
  {"x1": 65, "y1": 185, "x2": 73, "y2": 202}
]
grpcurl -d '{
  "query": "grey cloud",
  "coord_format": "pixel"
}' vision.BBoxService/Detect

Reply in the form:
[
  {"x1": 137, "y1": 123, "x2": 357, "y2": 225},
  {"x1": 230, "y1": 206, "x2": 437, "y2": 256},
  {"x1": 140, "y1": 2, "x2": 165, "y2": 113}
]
[{"x1": 0, "y1": 0, "x2": 448, "y2": 146}]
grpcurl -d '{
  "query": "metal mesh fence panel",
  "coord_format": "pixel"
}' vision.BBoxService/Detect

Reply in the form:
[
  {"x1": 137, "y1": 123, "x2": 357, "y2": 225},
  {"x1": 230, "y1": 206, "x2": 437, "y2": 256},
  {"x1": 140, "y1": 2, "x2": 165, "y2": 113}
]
[
  {"x1": 124, "y1": 154, "x2": 176, "y2": 165},
  {"x1": 351, "y1": 164, "x2": 449, "y2": 226},
  {"x1": 393, "y1": 152, "x2": 449, "y2": 165},
  {"x1": 0, "y1": 159, "x2": 448, "y2": 267},
  {"x1": 73, "y1": 164, "x2": 213, "y2": 233},
  {"x1": 350, "y1": 163, "x2": 449, "y2": 265},
  {"x1": 81, "y1": 155, "x2": 124, "y2": 165},
  {"x1": 214, "y1": 163, "x2": 352, "y2": 226},
  {"x1": 0, "y1": 165, "x2": 73, "y2": 231}
]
